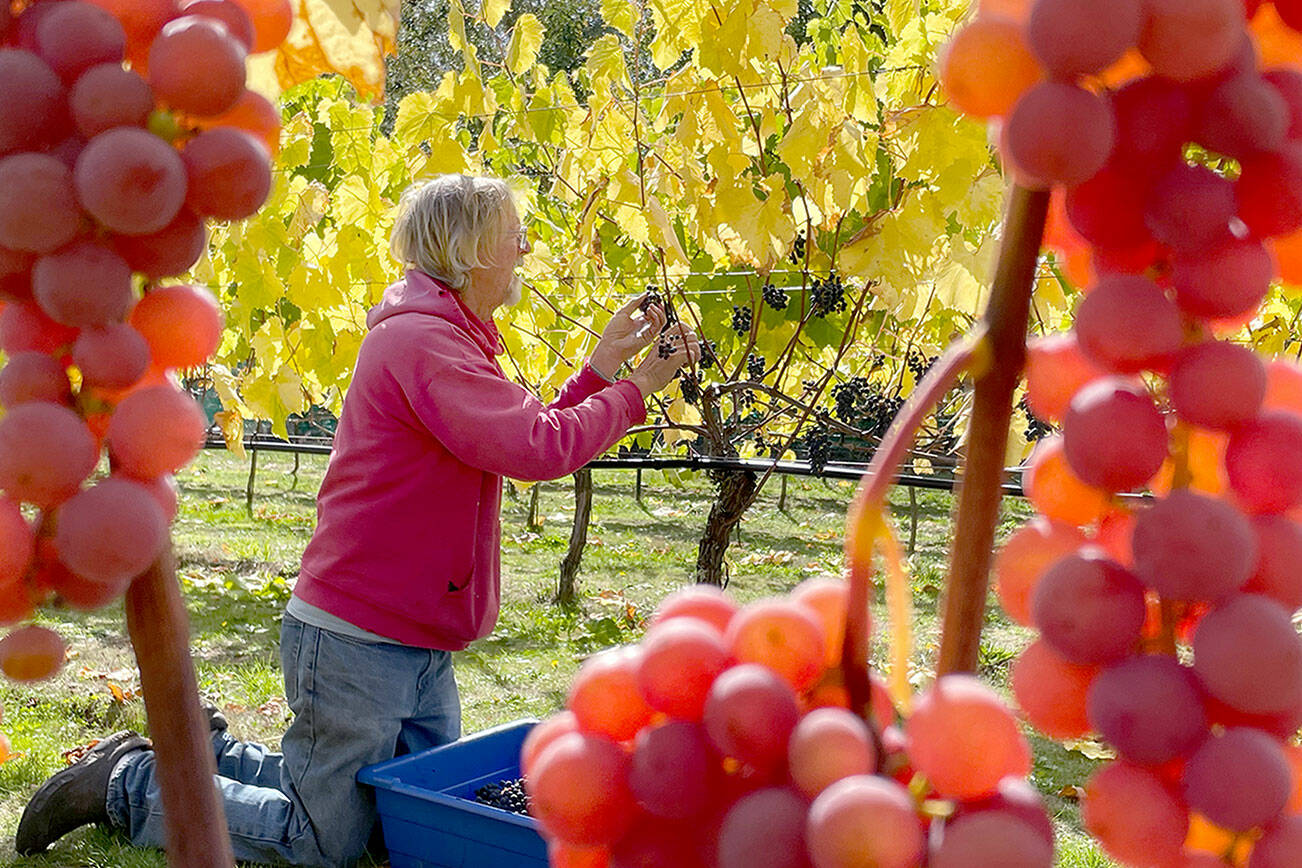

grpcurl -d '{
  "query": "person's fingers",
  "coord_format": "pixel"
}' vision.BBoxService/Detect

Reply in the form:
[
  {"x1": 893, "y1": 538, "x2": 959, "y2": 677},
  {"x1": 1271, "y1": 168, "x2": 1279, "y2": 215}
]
[
  {"x1": 646, "y1": 307, "x2": 667, "y2": 335},
  {"x1": 618, "y1": 292, "x2": 649, "y2": 316}
]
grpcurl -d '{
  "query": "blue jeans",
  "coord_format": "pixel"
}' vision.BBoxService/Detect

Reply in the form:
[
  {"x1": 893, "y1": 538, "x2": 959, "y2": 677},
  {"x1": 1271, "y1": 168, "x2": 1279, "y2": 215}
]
[{"x1": 106, "y1": 614, "x2": 462, "y2": 866}]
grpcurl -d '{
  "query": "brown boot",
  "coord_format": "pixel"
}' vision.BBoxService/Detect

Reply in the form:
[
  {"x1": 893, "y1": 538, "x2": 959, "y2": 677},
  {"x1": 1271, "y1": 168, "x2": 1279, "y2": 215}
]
[{"x1": 15, "y1": 731, "x2": 152, "y2": 855}]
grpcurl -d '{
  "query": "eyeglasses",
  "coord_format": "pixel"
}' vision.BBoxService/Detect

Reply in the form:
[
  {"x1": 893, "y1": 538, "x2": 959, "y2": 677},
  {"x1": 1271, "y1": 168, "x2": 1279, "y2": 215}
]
[{"x1": 512, "y1": 227, "x2": 529, "y2": 253}]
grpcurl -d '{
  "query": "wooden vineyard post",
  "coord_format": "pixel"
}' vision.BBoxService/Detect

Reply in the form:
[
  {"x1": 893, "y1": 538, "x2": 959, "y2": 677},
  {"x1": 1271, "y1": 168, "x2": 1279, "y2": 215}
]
[
  {"x1": 937, "y1": 185, "x2": 1050, "y2": 676},
  {"x1": 125, "y1": 547, "x2": 234, "y2": 868}
]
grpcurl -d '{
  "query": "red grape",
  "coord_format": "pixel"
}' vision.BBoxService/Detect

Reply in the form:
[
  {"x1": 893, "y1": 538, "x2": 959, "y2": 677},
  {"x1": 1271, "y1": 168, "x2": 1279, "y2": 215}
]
[
  {"x1": 1192, "y1": 593, "x2": 1302, "y2": 717},
  {"x1": 717, "y1": 788, "x2": 811, "y2": 868},
  {"x1": 1144, "y1": 164, "x2": 1236, "y2": 253},
  {"x1": 75, "y1": 128, "x2": 187, "y2": 236},
  {"x1": 1027, "y1": 0, "x2": 1142, "y2": 77},
  {"x1": 1264, "y1": 68, "x2": 1302, "y2": 139},
  {"x1": 129, "y1": 284, "x2": 224, "y2": 372},
  {"x1": 906, "y1": 674, "x2": 1030, "y2": 799},
  {"x1": 931, "y1": 810, "x2": 1053, "y2": 868},
  {"x1": 1062, "y1": 378, "x2": 1167, "y2": 493},
  {"x1": 1244, "y1": 514, "x2": 1302, "y2": 609},
  {"x1": 651, "y1": 584, "x2": 737, "y2": 633},
  {"x1": 567, "y1": 645, "x2": 655, "y2": 741},
  {"x1": 182, "y1": 127, "x2": 272, "y2": 219},
  {"x1": 1171, "y1": 238, "x2": 1274, "y2": 322},
  {"x1": 148, "y1": 16, "x2": 247, "y2": 117},
  {"x1": 1065, "y1": 164, "x2": 1154, "y2": 250},
  {"x1": 0, "y1": 302, "x2": 79, "y2": 355},
  {"x1": 1196, "y1": 73, "x2": 1290, "y2": 159},
  {"x1": 1109, "y1": 75, "x2": 1195, "y2": 169},
  {"x1": 1249, "y1": 814, "x2": 1302, "y2": 868},
  {"x1": 787, "y1": 708, "x2": 875, "y2": 799},
  {"x1": 1082, "y1": 761, "x2": 1189, "y2": 868},
  {"x1": 1131, "y1": 490, "x2": 1256, "y2": 601},
  {"x1": 1005, "y1": 82, "x2": 1116, "y2": 186},
  {"x1": 112, "y1": 210, "x2": 207, "y2": 279},
  {"x1": 0, "y1": 49, "x2": 66, "y2": 155},
  {"x1": 181, "y1": 0, "x2": 255, "y2": 50},
  {"x1": 1086, "y1": 655, "x2": 1208, "y2": 765},
  {"x1": 228, "y1": 0, "x2": 293, "y2": 53},
  {"x1": 0, "y1": 402, "x2": 98, "y2": 508},
  {"x1": 1138, "y1": 0, "x2": 1245, "y2": 82},
  {"x1": 805, "y1": 775, "x2": 923, "y2": 868},
  {"x1": 628, "y1": 720, "x2": 713, "y2": 820},
  {"x1": 1031, "y1": 551, "x2": 1147, "y2": 664},
  {"x1": 32, "y1": 240, "x2": 135, "y2": 327},
  {"x1": 69, "y1": 63, "x2": 154, "y2": 139},
  {"x1": 0, "y1": 352, "x2": 71, "y2": 407},
  {"x1": 73, "y1": 323, "x2": 151, "y2": 390},
  {"x1": 55, "y1": 476, "x2": 167, "y2": 587},
  {"x1": 1073, "y1": 275, "x2": 1184, "y2": 374},
  {"x1": 1011, "y1": 639, "x2": 1096, "y2": 739},
  {"x1": 0, "y1": 625, "x2": 66, "y2": 681},
  {"x1": 1168, "y1": 341, "x2": 1266, "y2": 431},
  {"x1": 33, "y1": 1, "x2": 126, "y2": 84},
  {"x1": 1024, "y1": 333, "x2": 1103, "y2": 424},
  {"x1": 0, "y1": 154, "x2": 83, "y2": 255},
  {"x1": 0, "y1": 496, "x2": 34, "y2": 586},
  {"x1": 725, "y1": 598, "x2": 826, "y2": 691},
  {"x1": 1236, "y1": 143, "x2": 1302, "y2": 239},
  {"x1": 1184, "y1": 728, "x2": 1291, "y2": 831},
  {"x1": 994, "y1": 517, "x2": 1087, "y2": 626},
  {"x1": 106, "y1": 382, "x2": 209, "y2": 479},
  {"x1": 637, "y1": 617, "x2": 728, "y2": 721},
  {"x1": 702, "y1": 664, "x2": 800, "y2": 775},
  {"x1": 527, "y1": 732, "x2": 636, "y2": 846},
  {"x1": 1224, "y1": 412, "x2": 1302, "y2": 514}
]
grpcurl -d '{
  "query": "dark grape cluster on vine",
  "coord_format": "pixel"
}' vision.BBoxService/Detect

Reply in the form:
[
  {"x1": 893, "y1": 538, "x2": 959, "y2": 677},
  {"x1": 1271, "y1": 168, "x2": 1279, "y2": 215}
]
[
  {"x1": 474, "y1": 778, "x2": 530, "y2": 815},
  {"x1": 831, "y1": 377, "x2": 905, "y2": 438},
  {"x1": 747, "y1": 354, "x2": 765, "y2": 382},
  {"x1": 906, "y1": 351, "x2": 936, "y2": 381},
  {"x1": 679, "y1": 372, "x2": 701, "y2": 405},
  {"x1": 699, "y1": 339, "x2": 718, "y2": 369},
  {"x1": 804, "y1": 422, "x2": 832, "y2": 473},
  {"x1": 1018, "y1": 395, "x2": 1054, "y2": 443},
  {"x1": 734, "y1": 388, "x2": 755, "y2": 411},
  {"x1": 762, "y1": 282, "x2": 789, "y2": 310},
  {"x1": 639, "y1": 287, "x2": 662, "y2": 315},
  {"x1": 788, "y1": 234, "x2": 807, "y2": 264},
  {"x1": 730, "y1": 305, "x2": 753, "y2": 335},
  {"x1": 810, "y1": 272, "x2": 847, "y2": 318}
]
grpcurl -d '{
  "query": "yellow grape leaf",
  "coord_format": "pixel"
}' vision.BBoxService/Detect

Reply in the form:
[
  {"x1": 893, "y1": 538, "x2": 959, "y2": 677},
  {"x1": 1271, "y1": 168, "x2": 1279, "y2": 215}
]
[
  {"x1": 507, "y1": 13, "x2": 544, "y2": 75},
  {"x1": 274, "y1": 0, "x2": 399, "y2": 102},
  {"x1": 214, "y1": 409, "x2": 247, "y2": 459},
  {"x1": 586, "y1": 33, "x2": 629, "y2": 89},
  {"x1": 776, "y1": 105, "x2": 827, "y2": 178},
  {"x1": 482, "y1": 0, "x2": 510, "y2": 28},
  {"x1": 600, "y1": 0, "x2": 637, "y2": 38}
]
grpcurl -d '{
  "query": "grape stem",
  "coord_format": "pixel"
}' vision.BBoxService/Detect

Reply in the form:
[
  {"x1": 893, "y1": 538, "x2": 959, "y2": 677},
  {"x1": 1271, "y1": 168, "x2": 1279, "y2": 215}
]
[
  {"x1": 937, "y1": 184, "x2": 1051, "y2": 676},
  {"x1": 842, "y1": 325, "x2": 987, "y2": 720},
  {"x1": 125, "y1": 546, "x2": 235, "y2": 868}
]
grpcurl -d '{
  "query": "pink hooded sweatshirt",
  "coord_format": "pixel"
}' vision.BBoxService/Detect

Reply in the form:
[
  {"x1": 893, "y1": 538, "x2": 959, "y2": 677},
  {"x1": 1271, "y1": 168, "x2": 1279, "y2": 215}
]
[{"x1": 294, "y1": 270, "x2": 647, "y2": 649}]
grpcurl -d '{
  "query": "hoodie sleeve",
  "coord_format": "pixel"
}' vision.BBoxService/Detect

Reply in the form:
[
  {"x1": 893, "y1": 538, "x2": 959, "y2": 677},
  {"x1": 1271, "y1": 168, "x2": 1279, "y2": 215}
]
[
  {"x1": 396, "y1": 322, "x2": 647, "y2": 481},
  {"x1": 547, "y1": 360, "x2": 620, "y2": 411}
]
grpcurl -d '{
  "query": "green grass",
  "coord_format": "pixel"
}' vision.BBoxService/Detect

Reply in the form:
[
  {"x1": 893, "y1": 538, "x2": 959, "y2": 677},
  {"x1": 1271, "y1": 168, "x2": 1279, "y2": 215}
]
[{"x1": 0, "y1": 450, "x2": 1116, "y2": 867}]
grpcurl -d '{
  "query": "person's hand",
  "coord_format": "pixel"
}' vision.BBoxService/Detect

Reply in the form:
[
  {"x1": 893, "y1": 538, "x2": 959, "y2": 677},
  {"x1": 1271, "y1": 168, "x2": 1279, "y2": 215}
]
[
  {"x1": 627, "y1": 324, "x2": 700, "y2": 399},
  {"x1": 590, "y1": 292, "x2": 666, "y2": 379}
]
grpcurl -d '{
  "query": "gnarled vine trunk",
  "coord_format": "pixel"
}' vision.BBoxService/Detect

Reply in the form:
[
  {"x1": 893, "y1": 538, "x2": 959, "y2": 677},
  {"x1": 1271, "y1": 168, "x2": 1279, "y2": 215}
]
[
  {"x1": 556, "y1": 469, "x2": 593, "y2": 606},
  {"x1": 694, "y1": 469, "x2": 758, "y2": 586}
]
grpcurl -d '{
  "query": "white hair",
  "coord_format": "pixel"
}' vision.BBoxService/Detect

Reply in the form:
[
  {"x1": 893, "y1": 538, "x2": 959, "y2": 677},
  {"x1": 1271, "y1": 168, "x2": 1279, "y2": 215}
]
[{"x1": 389, "y1": 174, "x2": 516, "y2": 289}]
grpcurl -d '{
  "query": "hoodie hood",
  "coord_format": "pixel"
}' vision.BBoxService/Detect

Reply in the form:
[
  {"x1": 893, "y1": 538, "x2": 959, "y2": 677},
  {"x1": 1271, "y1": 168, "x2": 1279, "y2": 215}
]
[{"x1": 366, "y1": 269, "x2": 502, "y2": 357}]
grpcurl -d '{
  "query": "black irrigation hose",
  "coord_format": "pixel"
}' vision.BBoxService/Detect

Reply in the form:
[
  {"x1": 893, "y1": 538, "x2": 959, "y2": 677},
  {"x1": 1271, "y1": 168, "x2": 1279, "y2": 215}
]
[{"x1": 204, "y1": 435, "x2": 1027, "y2": 496}]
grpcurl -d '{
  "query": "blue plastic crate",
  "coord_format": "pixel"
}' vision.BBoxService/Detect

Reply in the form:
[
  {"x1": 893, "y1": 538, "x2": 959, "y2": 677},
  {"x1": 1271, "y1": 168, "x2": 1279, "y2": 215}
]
[{"x1": 358, "y1": 719, "x2": 547, "y2": 868}]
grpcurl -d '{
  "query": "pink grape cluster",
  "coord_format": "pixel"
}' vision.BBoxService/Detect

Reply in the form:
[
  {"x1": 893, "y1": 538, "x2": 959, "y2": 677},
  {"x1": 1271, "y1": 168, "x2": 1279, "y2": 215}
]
[
  {"x1": 941, "y1": 1, "x2": 1302, "y2": 866},
  {"x1": 522, "y1": 581, "x2": 1054, "y2": 868},
  {"x1": 0, "y1": 0, "x2": 290, "y2": 683}
]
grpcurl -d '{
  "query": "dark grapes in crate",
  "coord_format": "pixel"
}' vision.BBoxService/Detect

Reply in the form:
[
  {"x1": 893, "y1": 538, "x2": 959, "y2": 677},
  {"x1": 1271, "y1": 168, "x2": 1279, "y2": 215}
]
[{"x1": 473, "y1": 777, "x2": 531, "y2": 815}]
